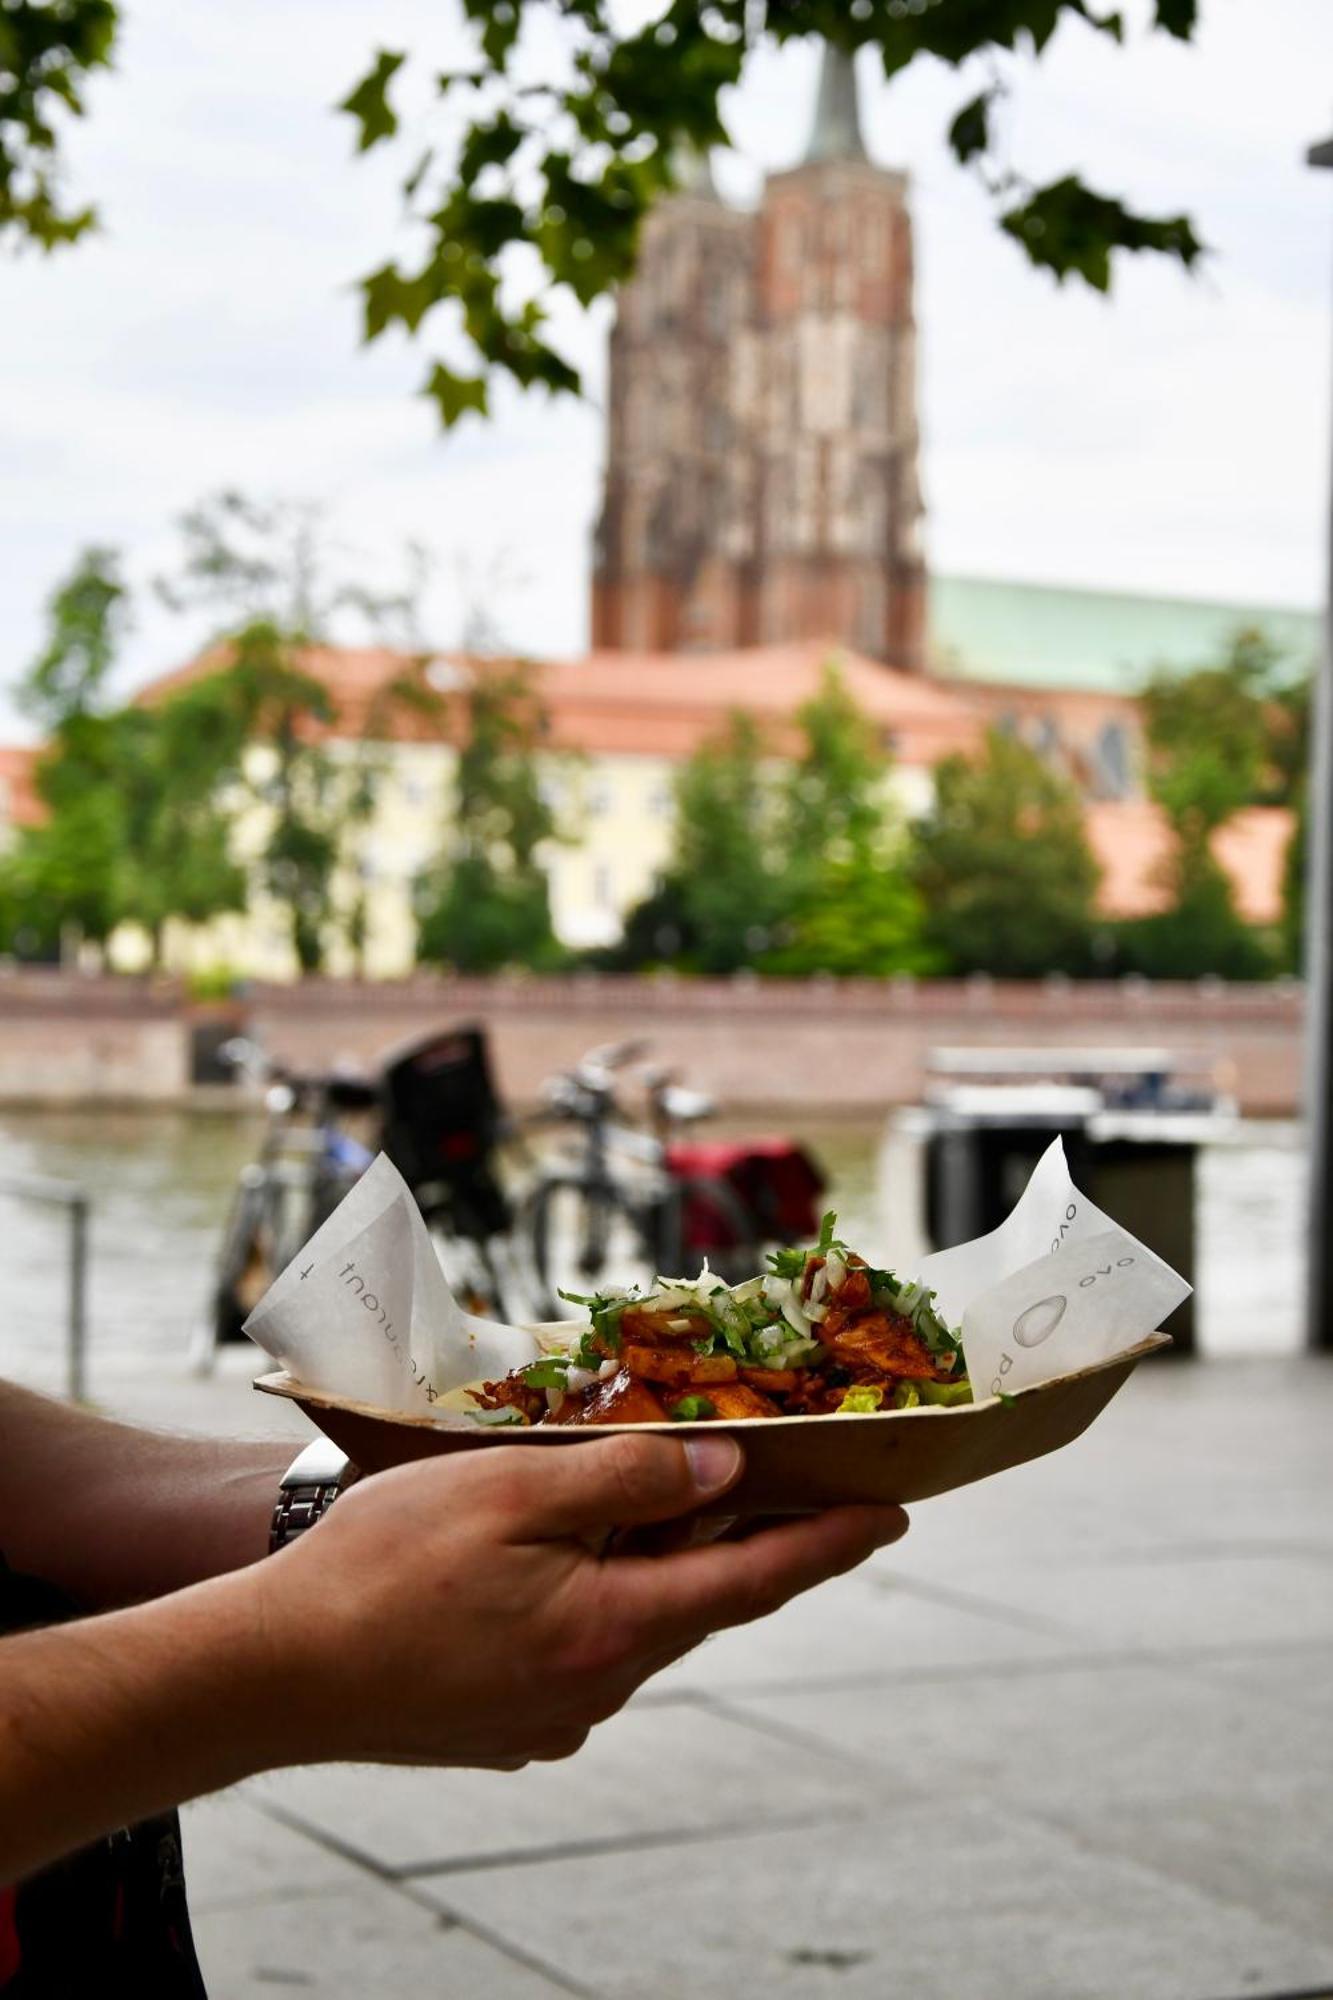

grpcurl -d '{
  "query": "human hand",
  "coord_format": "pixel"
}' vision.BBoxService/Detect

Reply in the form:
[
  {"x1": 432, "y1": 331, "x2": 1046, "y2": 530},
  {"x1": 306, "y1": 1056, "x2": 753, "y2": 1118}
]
[{"x1": 252, "y1": 1435, "x2": 907, "y2": 1771}]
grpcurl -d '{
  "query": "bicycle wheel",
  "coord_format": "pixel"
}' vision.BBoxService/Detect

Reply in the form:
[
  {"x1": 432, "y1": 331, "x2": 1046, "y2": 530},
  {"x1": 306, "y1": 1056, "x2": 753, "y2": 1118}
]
[
  {"x1": 210, "y1": 1167, "x2": 283, "y2": 1351},
  {"x1": 519, "y1": 1173, "x2": 654, "y2": 1317}
]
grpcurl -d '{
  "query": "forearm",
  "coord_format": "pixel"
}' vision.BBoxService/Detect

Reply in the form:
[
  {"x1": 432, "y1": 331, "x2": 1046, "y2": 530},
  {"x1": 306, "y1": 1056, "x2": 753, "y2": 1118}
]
[
  {"x1": 0, "y1": 1568, "x2": 280, "y2": 1882},
  {"x1": 0, "y1": 1382, "x2": 289, "y2": 1609}
]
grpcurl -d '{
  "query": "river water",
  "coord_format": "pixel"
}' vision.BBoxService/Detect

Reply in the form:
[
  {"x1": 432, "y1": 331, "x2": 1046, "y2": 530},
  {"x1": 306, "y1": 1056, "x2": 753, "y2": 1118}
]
[{"x1": 0, "y1": 1109, "x2": 1309, "y2": 1395}]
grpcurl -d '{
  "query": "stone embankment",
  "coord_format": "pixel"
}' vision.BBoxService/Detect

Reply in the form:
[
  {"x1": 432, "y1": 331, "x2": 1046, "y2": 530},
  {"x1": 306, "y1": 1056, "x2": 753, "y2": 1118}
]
[{"x1": 0, "y1": 969, "x2": 1305, "y2": 1115}]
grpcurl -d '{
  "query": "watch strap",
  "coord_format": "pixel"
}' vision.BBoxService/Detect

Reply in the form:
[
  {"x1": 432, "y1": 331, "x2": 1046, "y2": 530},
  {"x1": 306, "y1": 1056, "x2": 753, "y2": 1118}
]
[{"x1": 269, "y1": 1440, "x2": 354, "y2": 1553}]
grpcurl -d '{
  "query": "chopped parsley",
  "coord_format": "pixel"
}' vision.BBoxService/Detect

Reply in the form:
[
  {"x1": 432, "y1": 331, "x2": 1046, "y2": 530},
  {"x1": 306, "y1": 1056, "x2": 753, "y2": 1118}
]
[{"x1": 668, "y1": 1395, "x2": 717, "y2": 1422}]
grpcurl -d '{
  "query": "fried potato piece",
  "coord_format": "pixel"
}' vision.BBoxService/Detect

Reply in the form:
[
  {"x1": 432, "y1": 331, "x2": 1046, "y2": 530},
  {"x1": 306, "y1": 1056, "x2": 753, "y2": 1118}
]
[
  {"x1": 704, "y1": 1380, "x2": 783, "y2": 1420},
  {"x1": 825, "y1": 1311, "x2": 936, "y2": 1380},
  {"x1": 831, "y1": 1268, "x2": 872, "y2": 1312},
  {"x1": 619, "y1": 1305, "x2": 714, "y2": 1345},
  {"x1": 738, "y1": 1367, "x2": 801, "y2": 1394},
  {"x1": 623, "y1": 1346, "x2": 739, "y2": 1386},
  {"x1": 561, "y1": 1369, "x2": 669, "y2": 1426}
]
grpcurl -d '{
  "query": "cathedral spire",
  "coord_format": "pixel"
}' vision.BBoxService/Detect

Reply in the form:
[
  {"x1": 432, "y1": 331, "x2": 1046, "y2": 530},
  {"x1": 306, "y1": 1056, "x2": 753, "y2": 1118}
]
[{"x1": 805, "y1": 42, "x2": 867, "y2": 166}]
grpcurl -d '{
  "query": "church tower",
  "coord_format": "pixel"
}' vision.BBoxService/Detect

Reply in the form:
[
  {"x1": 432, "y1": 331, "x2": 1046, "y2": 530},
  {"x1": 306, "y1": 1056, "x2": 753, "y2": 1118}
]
[
  {"x1": 591, "y1": 154, "x2": 754, "y2": 652},
  {"x1": 592, "y1": 45, "x2": 926, "y2": 670}
]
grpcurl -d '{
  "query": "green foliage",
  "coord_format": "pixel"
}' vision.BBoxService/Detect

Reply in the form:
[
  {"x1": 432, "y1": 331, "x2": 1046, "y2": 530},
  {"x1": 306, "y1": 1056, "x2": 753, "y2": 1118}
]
[
  {"x1": 415, "y1": 666, "x2": 562, "y2": 973},
  {"x1": 766, "y1": 668, "x2": 933, "y2": 976},
  {"x1": 158, "y1": 492, "x2": 437, "y2": 974},
  {"x1": 1140, "y1": 629, "x2": 1289, "y2": 845},
  {"x1": 1, "y1": 546, "x2": 246, "y2": 960},
  {"x1": 19, "y1": 543, "x2": 127, "y2": 728},
  {"x1": 913, "y1": 730, "x2": 1100, "y2": 976},
  {"x1": 1113, "y1": 859, "x2": 1276, "y2": 982},
  {"x1": 614, "y1": 668, "x2": 930, "y2": 977},
  {"x1": 0, "y1": 0, "x2": 118, "y2": 250},
  {"x1": 1136, "y1": 628, "x2": 1312, "y2": 980},
  {"x1": 344, "y1": 0, "x2": 1205, "y2": 424}
]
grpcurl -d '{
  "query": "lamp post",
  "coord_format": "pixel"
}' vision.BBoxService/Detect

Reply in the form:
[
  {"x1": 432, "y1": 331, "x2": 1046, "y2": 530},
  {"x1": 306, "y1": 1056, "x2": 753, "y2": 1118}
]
[{"x1": 1306, "y1": 134, "x2": 1333, "y2": 1351}]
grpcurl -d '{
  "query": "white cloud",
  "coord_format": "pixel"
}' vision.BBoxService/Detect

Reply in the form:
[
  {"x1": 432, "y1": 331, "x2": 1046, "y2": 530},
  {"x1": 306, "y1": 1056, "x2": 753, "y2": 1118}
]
[{"x1": 1, "y1": 0, "x2": 1330, "y2": 737}]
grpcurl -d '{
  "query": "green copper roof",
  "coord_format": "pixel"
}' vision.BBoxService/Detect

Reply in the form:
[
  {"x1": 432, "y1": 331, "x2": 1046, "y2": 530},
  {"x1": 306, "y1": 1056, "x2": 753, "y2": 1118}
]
[
  {"x1": 806, "y1": 45, "x2": 867, "y2": 165},
  {"x1": 929, "y1": 572, "x2": 1322, "y2": 691}
]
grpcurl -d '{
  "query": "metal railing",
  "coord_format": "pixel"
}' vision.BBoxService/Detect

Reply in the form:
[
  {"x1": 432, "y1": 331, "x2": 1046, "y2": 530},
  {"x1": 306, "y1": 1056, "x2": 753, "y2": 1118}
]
[{"x1": 0, "y1": 1173, "x2": 90, "y2": 1401}]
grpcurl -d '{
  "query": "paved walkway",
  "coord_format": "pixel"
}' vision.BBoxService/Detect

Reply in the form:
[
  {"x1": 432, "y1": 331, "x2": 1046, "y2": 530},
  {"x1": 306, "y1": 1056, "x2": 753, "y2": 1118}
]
[{"x1": 95, "y1": 1351, "x2": 1333, "y2": 2000}]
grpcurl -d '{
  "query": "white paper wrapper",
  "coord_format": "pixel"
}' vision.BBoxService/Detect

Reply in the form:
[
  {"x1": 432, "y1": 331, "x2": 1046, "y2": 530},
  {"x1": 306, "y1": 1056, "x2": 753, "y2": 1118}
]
[
  {"x1": 918, "y1": 1137, "x2": 1191, "y2": 1399},
  {"x1": 243, "y1": 1153, "x2": 535, "y2": 1410},
  {"x1": 245, "y1": 1140, "x2": 1189, "y2": 1415}
]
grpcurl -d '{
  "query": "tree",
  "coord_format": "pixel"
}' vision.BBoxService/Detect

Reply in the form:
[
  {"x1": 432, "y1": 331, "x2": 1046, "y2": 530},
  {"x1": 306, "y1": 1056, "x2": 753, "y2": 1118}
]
[
  {"x1": 158, "y1": 491, "x2": 433, "y2": 974},
  {"x1": 1, "y1": 546, "x2": 244, "y2": 964},
  {"x1": 913, "y1": 730, "x2": 1100, "y2": 977},
  {"x1": 644, "y1": 714, "x2": 791, "y2": 975},
  {"x1": 1124, "y1": 628, "x2": 1309, "y2": 979},
  {"x1": 343, "y1": 2, "x2": 1205, "y2": 426},
  {"x1": 765, "y1": 668, "x2": 933, "y2": 977},
  {"x1": 415, "y1": 665, "x2": 562, "y2": 973},
  {"x1": 0, "y1": 0, "x2": 117, "y2": 250}
]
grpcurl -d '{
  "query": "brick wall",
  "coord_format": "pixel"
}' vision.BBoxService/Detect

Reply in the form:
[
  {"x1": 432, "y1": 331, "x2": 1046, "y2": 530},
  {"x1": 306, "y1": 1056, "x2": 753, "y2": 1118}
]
[
  {"x1": 0, "y1": 972, "x2": 188, "y2": 1102},
  {"x1": 0, "y1": 971, "x2": 1305, "y2": 1114},
  {"x1": 247, "y1": 975, "x2": 1306, "y2": 1118}
]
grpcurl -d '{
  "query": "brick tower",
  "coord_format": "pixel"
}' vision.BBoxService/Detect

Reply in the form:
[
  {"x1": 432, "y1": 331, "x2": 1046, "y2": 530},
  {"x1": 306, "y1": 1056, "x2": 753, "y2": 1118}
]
[{"x1": 592, "y1": 46, "x2": 926, "y2": 670}]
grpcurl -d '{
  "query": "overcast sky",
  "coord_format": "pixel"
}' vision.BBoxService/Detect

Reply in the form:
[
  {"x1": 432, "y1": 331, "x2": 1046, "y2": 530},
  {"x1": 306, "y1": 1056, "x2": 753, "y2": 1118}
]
[{"x1": 2, "y1": 0, "x2": 1331, "y2": 739}]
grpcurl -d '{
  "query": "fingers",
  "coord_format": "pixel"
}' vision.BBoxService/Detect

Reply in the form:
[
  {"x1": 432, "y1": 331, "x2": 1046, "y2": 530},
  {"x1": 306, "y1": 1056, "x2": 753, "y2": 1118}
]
[
  {"x1": 609, "y1": 1504, "x2": 909, "y2": 1656},
  {"x1": 492, "y1": 1434, "x2": 743, "y2": 1539}
]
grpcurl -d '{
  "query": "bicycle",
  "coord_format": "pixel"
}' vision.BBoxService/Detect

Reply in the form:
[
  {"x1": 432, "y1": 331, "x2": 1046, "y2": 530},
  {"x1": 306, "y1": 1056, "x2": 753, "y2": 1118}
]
[
  {"x1": 515, "y1": 1041, "x2": 824, "y2": 1317},
  {"x1": 197, "y1": 1044, "x2": 378, "y2": 1371}
]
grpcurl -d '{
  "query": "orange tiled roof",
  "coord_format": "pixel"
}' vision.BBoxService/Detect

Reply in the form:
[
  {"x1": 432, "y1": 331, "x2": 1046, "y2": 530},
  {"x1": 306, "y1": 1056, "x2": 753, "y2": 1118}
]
[
  {"x1": 138, "y1": 640, "x2": 985, "y2": 768},
  {"x1": 1087, "y1": 801, "x2": 1293, "y2": 924}
]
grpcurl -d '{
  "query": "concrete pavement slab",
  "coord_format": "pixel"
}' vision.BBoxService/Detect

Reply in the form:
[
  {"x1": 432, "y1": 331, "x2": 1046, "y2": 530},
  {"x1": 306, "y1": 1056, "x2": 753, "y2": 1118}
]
[
  {"x1": 249, "y1": 1699, "x2": 874, "y2": 1877},
  {"x1": 191, "y1": 1876, "x2": 570, "y2": 1999},
  {"x1": 422, "y1": 1793, "x2": 1333, "y2": 2000},
  {"x1": 728, "y1": 1653, "x2": 1333, "y2": 1952}
]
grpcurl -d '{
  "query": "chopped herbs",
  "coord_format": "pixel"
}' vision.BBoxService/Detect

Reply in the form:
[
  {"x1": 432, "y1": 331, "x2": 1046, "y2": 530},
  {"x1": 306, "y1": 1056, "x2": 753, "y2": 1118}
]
[
  {"x1": 668, "y1": 1395, "x2": 717, "y2": 1422},
  {"x1": 520, "y1": 1356, "x2": 571, "y2": 1389}
]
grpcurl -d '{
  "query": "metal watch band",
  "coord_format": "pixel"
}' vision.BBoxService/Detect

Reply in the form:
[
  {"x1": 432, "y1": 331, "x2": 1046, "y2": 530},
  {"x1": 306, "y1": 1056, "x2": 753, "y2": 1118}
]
[{"x1": 269, "y1": 1441, "x2": 354, "y2": 1553}]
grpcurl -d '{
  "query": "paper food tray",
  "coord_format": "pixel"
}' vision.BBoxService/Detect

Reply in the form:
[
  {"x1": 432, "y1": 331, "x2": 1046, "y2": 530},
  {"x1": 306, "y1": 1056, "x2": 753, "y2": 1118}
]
[{"x1": 255, "y1": 1332, "x2": 1169, "y2": 1514}]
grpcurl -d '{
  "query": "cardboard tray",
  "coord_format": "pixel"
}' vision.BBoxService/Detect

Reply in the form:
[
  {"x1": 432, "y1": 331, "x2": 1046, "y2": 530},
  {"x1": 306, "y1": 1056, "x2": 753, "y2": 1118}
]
[{"x1": 255, "y1": 1333, "x2": 1170, "y2": 1513}]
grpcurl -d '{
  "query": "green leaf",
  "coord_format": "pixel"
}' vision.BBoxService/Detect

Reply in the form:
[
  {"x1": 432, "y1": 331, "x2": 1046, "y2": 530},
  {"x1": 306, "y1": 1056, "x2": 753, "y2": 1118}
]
[
  {"x1": 839, "y1": 1386, "x2": 885, "y2": 1414},
  {"x1": 948, "y1": 90, "x2": 995, "y2": 166},
  {"x1": 521, "y1": 1356, "x2": 571, "y2": 1388},
  {"x1": 421, "y1": 363, "x2": 489, "y2": 427},
  {"x1": 1000, "y1": 175, "x2": 1205, "y2": 292},
  {"x1": 1154, "y1": 0, "x2": 1198, "y2": 37},
  {"x1": 339, "y1": 50, "x2": 406, "y2": 153}
]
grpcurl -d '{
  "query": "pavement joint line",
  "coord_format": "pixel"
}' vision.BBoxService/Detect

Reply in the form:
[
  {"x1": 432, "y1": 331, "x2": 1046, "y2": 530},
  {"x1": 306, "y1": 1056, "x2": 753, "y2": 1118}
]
[
  {"x1": 1089, "y1": 1542, "x2": 1333, "y2": 1566},
  {"x1": 692, "y1": 1691, "x2": 910, "y2": 1782},
  {"x1": 864, "y1": 1569, "x2": 1079, "y2": 1637},
  {"x1": 252, "y1": 1801, "x2": 593, "y2": 1998},
  {"x1": 655, "y1": 1632, "x2": 1333, "y2": 1704},
  {"x1": 395, "y1": 1806, "x2": 863, "y2": 1881}
]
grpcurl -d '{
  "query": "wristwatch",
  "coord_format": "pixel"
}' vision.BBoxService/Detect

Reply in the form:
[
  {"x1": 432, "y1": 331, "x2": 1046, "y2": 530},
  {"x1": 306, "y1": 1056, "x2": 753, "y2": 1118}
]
[{"x1": 269, "y1": 1439, "x2": 356, "y2": 1552}]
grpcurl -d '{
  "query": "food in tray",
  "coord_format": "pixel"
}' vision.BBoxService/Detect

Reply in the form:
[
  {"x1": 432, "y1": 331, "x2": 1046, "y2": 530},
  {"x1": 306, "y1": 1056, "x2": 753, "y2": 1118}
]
[{"x1": 467, "y1": 1215, "x2": 972, "y2": 1426}]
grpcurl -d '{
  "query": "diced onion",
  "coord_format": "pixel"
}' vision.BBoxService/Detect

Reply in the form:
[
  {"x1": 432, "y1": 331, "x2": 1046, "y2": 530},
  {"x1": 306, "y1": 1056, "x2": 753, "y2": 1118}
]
[
  {"x1": 824, "y1": 1251, "x2": 847, "y2": 1292},
  {"x1": 545, "y1": 1388, "x2": 567, "y2": 1416},
  {"x1": 809, "y1": 1265, "x2": 829, "y2": 1304},
  {"x1": 566, "y1": 1366, "x2": 600, "y2": 1393},
  {"x1": 805, "y1": 1300, "x2": 828, "y2": 1323},
  {"x1": 781, "y1": 1292, "x2": 812, "y2": 1337},
  {"x1": 597, "y1": 1359, "x2": 620, "y2": 1381},
  {"x1": 667, "y1": 1316, "x2": 694, "y2": 1332}
]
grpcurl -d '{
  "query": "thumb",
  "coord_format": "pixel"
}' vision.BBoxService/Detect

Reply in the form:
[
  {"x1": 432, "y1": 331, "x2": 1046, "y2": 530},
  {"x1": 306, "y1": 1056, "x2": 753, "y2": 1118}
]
[{"x1": 507, "y1": 1433, "x2": 743, "y2": 1538}]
